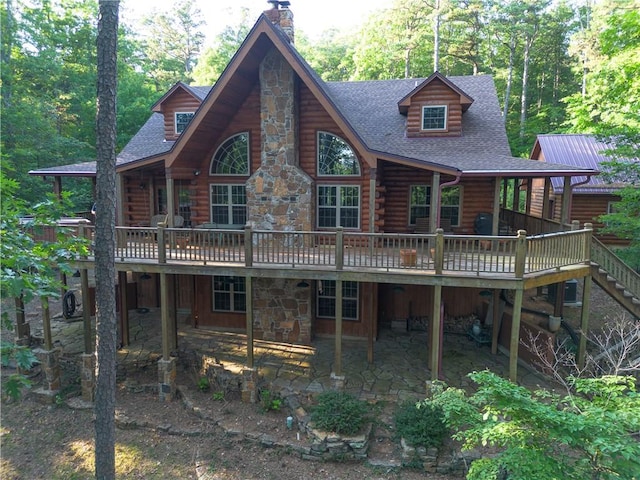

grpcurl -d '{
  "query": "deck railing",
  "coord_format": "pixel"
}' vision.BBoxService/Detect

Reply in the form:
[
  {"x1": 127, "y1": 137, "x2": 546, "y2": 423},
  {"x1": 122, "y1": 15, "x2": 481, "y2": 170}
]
[{"x1": 79, "y1": 224, "x2": 593, "y2": 278}]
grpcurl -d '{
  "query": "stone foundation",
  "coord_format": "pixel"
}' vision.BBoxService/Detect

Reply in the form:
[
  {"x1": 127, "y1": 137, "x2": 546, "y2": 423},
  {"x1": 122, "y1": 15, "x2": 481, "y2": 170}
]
[
  {"x1": 253, "y1": 278, "x2": 311, "y2": 344},
  {"x1": 34, "y1": 348, "x2": 61, "y2": 392},
  {"x1": 158, "y1": 357, "x2": 177, "y2": 402}
]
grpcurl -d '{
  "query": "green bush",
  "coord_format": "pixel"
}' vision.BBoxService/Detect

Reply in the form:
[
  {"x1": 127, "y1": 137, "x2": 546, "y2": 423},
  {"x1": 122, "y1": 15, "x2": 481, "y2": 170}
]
[
  {"x1": 394, "y1": 400, "x2": 448, "y2": 448},
  {"x1": 259, "y1": 389, "x2": 282, "y2": 412},
  {"x1": 310, "y1": 391, "x2": 368, "y2": 435}
]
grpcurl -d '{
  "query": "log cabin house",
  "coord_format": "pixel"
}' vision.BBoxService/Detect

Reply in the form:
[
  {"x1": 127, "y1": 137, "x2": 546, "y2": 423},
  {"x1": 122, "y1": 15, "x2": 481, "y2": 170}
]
[
  {"x1": 30, "y1": 2, "x2": 604, "y2": 399},
  {"x1": 529, "y1": 134, "x2": 638, "y2": 247}
]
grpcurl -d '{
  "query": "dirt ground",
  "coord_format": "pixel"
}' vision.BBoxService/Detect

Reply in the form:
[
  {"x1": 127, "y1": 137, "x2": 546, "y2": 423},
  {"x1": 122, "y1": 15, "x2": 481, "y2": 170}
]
[{"x1": 1, "y1": 280, "x2": 630, "y2": 480}]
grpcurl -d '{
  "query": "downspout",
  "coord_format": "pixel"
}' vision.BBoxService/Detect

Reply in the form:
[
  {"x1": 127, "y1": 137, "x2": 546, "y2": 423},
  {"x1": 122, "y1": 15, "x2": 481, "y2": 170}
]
[{"x1": 436, "y1": 173, "x2": 462, "y2": 228}]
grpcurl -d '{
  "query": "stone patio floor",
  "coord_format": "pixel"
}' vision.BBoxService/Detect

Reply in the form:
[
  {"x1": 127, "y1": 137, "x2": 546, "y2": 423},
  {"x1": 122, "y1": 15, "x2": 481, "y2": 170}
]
[{"x1": 38, "y1": 307, "x2": 553, "y2": 402}]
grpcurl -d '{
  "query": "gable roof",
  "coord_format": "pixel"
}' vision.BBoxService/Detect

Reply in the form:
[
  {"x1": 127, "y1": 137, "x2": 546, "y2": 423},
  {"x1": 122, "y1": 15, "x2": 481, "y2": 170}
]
[
  {"x1": 151, "y1": 81, "x2": 209, "y2": 112},
  {"x1": 532, "y1": 134, "x2": 637, "y2": 193},
  {"x1": 397, "y1": 71, "x2": 474, "y2": 115},
  {"x1": 30, "y1": 13, "x2": 598, "y2": 180}
]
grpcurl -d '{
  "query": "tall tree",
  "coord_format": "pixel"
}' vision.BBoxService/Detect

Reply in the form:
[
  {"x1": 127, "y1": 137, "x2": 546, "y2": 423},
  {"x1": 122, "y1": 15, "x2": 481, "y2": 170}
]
[
  {"x1": 140, "y1": 0, "x2": 205, "y2": 90},
  {"x1": 94, "y1": 0, "x2": 119, "y2": 478}
]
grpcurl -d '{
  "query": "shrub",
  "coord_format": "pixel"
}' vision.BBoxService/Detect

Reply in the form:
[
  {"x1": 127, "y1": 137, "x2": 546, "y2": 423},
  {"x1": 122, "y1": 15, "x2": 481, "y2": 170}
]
[
  {"x1": 311, "y1": 391, "x2": 368, "y2": 435},
  {"x1": 394, "y1": 400, "x2": 448, "y2": 448},
  {"x1": 259, "y1": 389, "x2": 281, "y2": 412}
]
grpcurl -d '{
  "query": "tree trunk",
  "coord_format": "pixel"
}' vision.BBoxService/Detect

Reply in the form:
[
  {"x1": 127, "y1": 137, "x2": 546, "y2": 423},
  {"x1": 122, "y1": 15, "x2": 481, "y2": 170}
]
[
  {"x1": 519, "y1": 34, "x2": 532, "y2": 140},
  {"x1": 502, "y1": 36, "x2": 515, "y2": 123},
  {"x1": 433, "y1": 0, "x2": 441, "y2": 72},
  {"x1": 94, "y1": 1, "x2": 119, "y2": 479}
]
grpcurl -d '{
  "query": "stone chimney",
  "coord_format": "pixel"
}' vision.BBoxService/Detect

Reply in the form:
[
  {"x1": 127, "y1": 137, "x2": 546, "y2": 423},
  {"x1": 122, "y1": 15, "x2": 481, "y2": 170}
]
[{"x1": 264, "y1": 1, "x2": 294, "y2": 43}]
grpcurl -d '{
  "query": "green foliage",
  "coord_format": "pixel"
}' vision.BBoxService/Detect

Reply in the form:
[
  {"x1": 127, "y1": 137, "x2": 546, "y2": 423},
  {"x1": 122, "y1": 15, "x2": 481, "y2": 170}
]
[
  {"x1": 197, "y1": 376, "x2": 210, "y2": 392},
  {"x1": 432, "y1": 371, "x2": 640, "y2": 480},
  {"x1": 1, "y1": 339, "x2": 38, "y2": 402},
  {"x1": 394, "y1": 400, "x2": 447, "y2": 449},
  {"x1": 211, "y1": 391, "x2": 225, "y2": 401},
  {"x1": 311, "y1": 391, "x2": 369, "y2": 435},
  {"x1": 259, "y1": 389, "x2": 282, "y2": 413}
]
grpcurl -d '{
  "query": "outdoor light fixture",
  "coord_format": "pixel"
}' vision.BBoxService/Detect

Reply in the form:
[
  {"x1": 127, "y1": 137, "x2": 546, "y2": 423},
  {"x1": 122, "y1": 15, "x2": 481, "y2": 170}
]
[
  {"x1": 193, "y1": 169, "x2": 201, "y2": 176},
  {"x1": 72, "y1": 270, "x2": 81, "y2": 278},
  {"x1": 297, "y1": 280, "x2": 310, "y2": 288}
]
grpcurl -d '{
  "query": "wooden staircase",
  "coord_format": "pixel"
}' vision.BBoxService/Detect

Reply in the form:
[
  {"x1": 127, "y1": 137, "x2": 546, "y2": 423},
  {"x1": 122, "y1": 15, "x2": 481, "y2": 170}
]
[{"x1": 590, "y1": 238, "x2": 640, "y2": 320}]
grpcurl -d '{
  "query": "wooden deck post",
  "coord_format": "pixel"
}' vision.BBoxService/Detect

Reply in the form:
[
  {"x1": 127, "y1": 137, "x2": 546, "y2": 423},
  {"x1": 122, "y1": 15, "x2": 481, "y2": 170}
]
[
  {"x1": 434, "y1": 229, "x2": 444, "y2": 274},
  {"x1": 160, "y1": 272, "x2": 170, "y2": 360},
  {"x1": 168, "y1": 274, "x2": 177, "y2": 352},
  {"x1": 246, "y1": 276, "x2": 254, "y2": 369},
  {"x1": 431, "y1": 172, "x2": 440, "y2": 233},
  {"x1": 118, "y1": 270, "x2": 129, "y2": 347},
  {"x1": 81, "y1": 268, "x2": 92, "y2": 354},
  {"x1": 430, "y1": 284, "x2": 442, "y2": 380},
  {"x1": 336, "y1": 228, "x2": 344, "y2": 270},
  {"x1": 42, "y1": 296, "x2": 52, "y2": 351},
  {"x1": 560, "y1": 176, "x2": 572, "y2": 227},
  {"x1": 492, "y1": 178, "x2": 501, "y2": 235},
  {"x1": 244, "y1": 226, "x2": 253, "y2": 267},
  {"x1": 491, "y1": 288, "x2": 502, "y2": 355},
  {"x1": 509, "y1": 288, "x2": 524, "y2": 382},
  {"x1": 577, "y1": 274, "x2": 592, "y2": 368},
  {"x1": 334, "y1": 278, "x2": 343, "y2": 377}
]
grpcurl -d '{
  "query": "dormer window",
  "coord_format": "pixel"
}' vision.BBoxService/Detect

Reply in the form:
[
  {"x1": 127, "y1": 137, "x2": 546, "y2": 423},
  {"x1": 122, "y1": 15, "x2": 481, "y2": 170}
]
[
  {"x1": 421, "y1": 105, "x2": 447, "y2": 131},
  {"x1": 175, "y1": 112, "x2": 195, "y2": 134}
]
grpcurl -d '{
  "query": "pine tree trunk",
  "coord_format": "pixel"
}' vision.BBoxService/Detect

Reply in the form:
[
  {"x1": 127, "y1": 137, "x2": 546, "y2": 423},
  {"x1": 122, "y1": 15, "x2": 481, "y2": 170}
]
[{"x1": 94, "y1": 1, "x2": 119, "y2": 479}]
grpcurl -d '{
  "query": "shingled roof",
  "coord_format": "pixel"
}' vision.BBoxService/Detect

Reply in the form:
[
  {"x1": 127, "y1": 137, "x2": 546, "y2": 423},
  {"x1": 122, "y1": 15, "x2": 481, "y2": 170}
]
[{"x1": 30, "y1": 13, "x2": 597, "y2": 179}]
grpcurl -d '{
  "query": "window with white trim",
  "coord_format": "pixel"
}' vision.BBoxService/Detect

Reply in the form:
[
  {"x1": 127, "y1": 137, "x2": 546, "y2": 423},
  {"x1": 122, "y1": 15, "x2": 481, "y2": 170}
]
[
  {"x1": 175, "y1": 112, "x2": 195, "y2": 134},
  {"x1": 441, "y1": 186, "x2": 461, "y2": 226},
  {"x1": 213, "y1": 276, "x2": 246, "y2": 312},
  {"x1": 317, "y1": 280, "x2": 358, "y2": 320},
  {"x1": 317, "y1": 132, "x2": 360, "y2": 176},
  {"x1": 409, "y1": 185, "x2": 432, "y2": 224},
  {"x1": 421, "y1": 105, "x2": 447, "y2": 131},
  {"x1": 210, "y1": 184, "x2": 246, "y2": 225},
  {"x1": 210, "y1": 132, "x2": 249, "y2": 175},
  {"x1": 317, "y1": 185, "x2": 360, "y2": 229}
]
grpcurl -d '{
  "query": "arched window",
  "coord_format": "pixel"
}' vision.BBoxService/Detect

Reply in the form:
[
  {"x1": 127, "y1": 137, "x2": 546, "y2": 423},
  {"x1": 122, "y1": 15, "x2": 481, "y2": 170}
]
[
  {"x1": 210, "y1": 132, "x2": 249, "y2": 175},
  {"x1": 317, "y1": 132, "x2": 360, "y2": 176}
]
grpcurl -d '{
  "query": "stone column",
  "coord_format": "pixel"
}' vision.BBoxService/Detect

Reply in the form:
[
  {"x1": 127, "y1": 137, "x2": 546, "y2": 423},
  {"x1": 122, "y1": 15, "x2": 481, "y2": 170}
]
[
  {"x1": 158, "y1": 357, "x2": 177, "y2": 402},
  {"x1": 241, "y1": 367, "x2": 259, "y2": 403},
  {"x1": 33, "y1": 348, "x2": 61, "y2": 403},
  {"x1": 81, "y1": 353, "x2": 96, "y2": 402}
]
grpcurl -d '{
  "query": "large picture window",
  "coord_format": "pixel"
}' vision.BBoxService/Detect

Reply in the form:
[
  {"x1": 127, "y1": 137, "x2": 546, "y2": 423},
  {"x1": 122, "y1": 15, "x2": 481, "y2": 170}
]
[
  {"x1": 210, "y1": 184, "x2": 246, "y2": 225},
  {"x1": 317, "y1": 185, "x2": 360, "y2": 229},
  {"x1": 175, "y1": 112, "x2": 194, "y2": 134},
  {"x1": 317, "y1": 132, "x2": 360, "y2": 176},
  {"x1": 409, "y1": 185, "x2": 432, "y2": 224},
  {"x1": 421, "y1": 105, "x2": 447, "y2": 131},
  {"x1": 317, "y1": 280, "x2": 358, "y2": 321},
  {"x1": 213, "y1": 276, "x2": 246, "y2": 312},
  {"x1": 210, "y1": 132, "x2": 249, "y2": 175},
  {"x1": 408, "y1": 185, "x2": 461, "y2": 227}
]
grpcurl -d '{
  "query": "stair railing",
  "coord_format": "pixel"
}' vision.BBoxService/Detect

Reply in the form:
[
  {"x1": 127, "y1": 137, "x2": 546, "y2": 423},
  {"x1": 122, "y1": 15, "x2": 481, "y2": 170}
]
[{"x1": 590, "y1": 236, "x2": 640, "y2": 301}]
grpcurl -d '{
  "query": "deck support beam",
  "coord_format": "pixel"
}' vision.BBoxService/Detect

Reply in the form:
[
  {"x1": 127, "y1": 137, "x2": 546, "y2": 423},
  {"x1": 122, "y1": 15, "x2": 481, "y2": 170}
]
[
  {"x1": 560, "y1": 177, "x2": 572, "y2": 227},
  {"x1": 81, "y1": 268, "x2": 92, "y2": 354},
  {"x1": 430, "y1": 284, "x2": 442, "y2": 380},
  {"x1": 118, "y1": 270, "x2": 129, "y2": 347},
  {"x1": 577, "y1": 274, "x2": 592, "y2": 368},
  {"x1": 509, "y1": 288, "x2": 524, "y2": 382},
  {"x1": 334, "y1": 278, "x2": 343, "y2": 378},
  {"x1": 430, "y1": 173, "x2": 440, "y2": 233},
  {"x1": 492, "y1": 178, "x2": 501, "y2": 235},
  {"x1": 246, "y1": 276, "x2": 254, "y2": 369},
  {"x1": 542, "y1": 178, "x2": 551, "y2": 221},
  {"x1": 160, "y1": 272, "x2": 170, "y2": 360}
]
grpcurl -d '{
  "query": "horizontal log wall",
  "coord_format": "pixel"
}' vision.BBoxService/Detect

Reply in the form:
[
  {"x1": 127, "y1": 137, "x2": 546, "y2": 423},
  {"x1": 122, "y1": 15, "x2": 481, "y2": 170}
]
[{"x1": 162, "y1": 90, "x2": 202, "y2": 141}]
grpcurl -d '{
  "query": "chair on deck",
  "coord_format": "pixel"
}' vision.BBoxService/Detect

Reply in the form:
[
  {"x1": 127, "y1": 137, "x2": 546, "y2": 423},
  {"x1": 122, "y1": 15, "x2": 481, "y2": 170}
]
[
  {"x1": 150, "y1": 214, "x2": 168, "y2": 227},
  {"x1": 414, "y1": 217, "x2": 430, "y2": 234}
]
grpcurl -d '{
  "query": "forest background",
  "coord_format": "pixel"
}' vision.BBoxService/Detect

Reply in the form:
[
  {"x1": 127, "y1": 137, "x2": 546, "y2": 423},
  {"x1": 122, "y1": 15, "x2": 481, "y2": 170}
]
[{"x1": 1, "y1": 0, "x2": 639, "y2": 211}]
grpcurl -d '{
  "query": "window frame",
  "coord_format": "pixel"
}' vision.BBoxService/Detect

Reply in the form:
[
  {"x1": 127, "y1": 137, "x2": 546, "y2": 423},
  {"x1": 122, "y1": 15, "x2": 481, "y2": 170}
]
[
  {"x1": 317, "y1": 184, "x2": 361, "y2": 230},
  {"x1": 175, "y1": 112, "x2": 195, "y2": 134},
  {"x1": 209, "y1": 132, "x2": 250, "y2": 176},
  {"x1": 317, "y1": 280, "x2": 359, "y2": 321},
  {"x1": 317, "y1": 131, "x2": 361, "y2": 177},
  {"x1": 408, "y1": 185, "x2": 432, "y2": 225},
  {"x1": 440, "y1": 186, "x2": 462, "y2": 227},
  {"x1": 209, "y1": 184, "x2": 247, "y2": 226},
  {"x1": 421, "y1": 105, "x2": 448, "y2": 131},
  {"x1": 212, "y1": 276, "x2": 246, "y2": 313}
]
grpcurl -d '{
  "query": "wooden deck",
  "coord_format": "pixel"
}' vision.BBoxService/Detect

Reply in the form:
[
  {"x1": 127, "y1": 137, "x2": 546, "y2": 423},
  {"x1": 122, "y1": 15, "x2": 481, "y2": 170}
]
[{"x1": 78, "y1": 225, "x2": 593, "y2": 283}]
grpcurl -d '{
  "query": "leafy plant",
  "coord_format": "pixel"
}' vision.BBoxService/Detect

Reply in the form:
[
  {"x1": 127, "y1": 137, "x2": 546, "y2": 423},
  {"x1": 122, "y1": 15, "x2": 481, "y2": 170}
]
[
  {"x1": 310, "y1": 391, "x2": 368, "y2": 435},
  {"x1": 211, "y1": 391, "x2": 225, "y2": 401},
  {"x1": 1, "y1": 329, "x2": 38, "y2": 402},
  {"x1": 431, "y1": 371, "x2": 640, "y2": 480},
  {"x1": 394, "y1": 400, "x2": 447, "y2": 449},
  {"x1": 259, "y1": 389, "x2": 281, "y2": 412},
  {"x1": 197, "y1": 376, "x2": 210, "y2": 392}
]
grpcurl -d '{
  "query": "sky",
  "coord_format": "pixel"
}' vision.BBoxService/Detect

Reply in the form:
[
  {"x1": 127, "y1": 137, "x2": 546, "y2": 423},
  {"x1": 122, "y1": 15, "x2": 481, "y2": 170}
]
[{"x1": 121, "y1": 0, "x2": 390, "y2": 44}]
